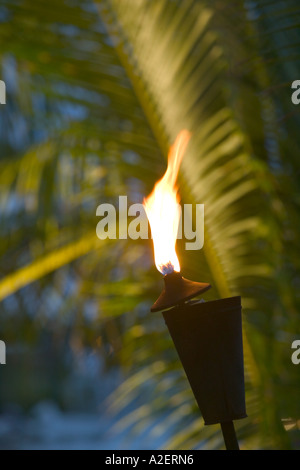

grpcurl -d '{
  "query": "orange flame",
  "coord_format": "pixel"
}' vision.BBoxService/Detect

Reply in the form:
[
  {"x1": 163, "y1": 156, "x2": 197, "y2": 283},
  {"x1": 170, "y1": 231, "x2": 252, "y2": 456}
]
[{"x1": 143, "y1": 130, "x2": 191, "y2": 274}]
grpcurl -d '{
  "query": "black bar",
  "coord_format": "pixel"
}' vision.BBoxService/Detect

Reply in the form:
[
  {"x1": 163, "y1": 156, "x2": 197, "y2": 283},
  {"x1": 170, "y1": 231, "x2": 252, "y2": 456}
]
[{"x1": 221, "y1": 421, "x2": 240, "y2": 450}]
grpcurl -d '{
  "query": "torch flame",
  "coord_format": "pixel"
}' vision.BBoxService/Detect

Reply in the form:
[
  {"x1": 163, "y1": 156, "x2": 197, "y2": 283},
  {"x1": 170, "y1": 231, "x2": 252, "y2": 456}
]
[{"x1": 143, "y1": 130, "x2": 191, "y2": 275}]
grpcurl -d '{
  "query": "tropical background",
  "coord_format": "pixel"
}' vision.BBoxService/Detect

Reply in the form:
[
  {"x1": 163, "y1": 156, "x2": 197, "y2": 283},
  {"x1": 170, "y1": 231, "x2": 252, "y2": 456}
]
[{"x1": 0, "y1": 0, "x2": 300, "y2": 450}]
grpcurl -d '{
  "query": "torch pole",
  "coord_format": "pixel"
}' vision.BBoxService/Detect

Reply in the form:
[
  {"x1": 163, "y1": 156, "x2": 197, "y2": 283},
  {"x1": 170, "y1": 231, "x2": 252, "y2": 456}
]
[{"x1": 220, "y1": 421, "x2": 240, "y2": 450}]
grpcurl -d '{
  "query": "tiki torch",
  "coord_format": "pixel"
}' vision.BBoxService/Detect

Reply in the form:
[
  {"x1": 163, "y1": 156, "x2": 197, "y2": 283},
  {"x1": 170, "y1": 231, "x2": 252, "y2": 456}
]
[{"x1": 143, "y1": 131, "x2": 247, "y2": 450}]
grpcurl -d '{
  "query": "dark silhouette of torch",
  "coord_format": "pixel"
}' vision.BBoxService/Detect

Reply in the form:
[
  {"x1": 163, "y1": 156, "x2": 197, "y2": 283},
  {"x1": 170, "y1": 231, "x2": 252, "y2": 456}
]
[{"x1": 143, "y1": 131, "x2": 247, "y2": 450}]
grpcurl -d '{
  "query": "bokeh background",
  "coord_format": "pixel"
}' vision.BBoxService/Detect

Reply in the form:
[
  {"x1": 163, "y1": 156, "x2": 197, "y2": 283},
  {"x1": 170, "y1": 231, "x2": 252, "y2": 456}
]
[{"x1": 0, "y1": 0, "x2": 300, "y2": 450}]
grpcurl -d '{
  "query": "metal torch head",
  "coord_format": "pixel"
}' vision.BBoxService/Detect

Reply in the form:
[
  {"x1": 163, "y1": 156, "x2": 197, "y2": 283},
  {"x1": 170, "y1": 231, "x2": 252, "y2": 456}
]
[
  {"x1": 151, "y1": 271, "x2": 211, "y2": 312},
  {"x1": 162, "y1": 296, "x2": 247, "y2": 425}
]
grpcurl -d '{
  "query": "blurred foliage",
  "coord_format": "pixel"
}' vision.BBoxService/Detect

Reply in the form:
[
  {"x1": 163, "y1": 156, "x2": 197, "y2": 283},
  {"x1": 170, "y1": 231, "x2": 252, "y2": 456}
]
[{"x1": 0, "y1": 0, "x2": 300, "y2": 449}]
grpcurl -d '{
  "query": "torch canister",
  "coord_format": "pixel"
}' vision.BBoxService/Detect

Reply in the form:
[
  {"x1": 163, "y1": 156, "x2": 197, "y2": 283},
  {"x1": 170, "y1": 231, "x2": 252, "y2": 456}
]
[{"x1": 162, "y1": 296, "x2": 247, "y2": 426}]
